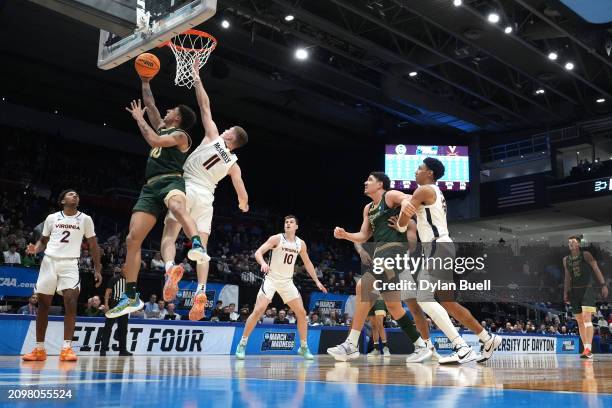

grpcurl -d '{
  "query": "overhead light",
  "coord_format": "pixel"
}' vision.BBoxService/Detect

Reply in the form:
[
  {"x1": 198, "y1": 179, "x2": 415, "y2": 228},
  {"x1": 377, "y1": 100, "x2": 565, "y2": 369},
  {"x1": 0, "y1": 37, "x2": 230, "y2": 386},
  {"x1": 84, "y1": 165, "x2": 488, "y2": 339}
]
[
  {"x1": 564, "y1": 62, "x2": 574, "y2": 70},
  {"x1": 548, "y1": 52, "x2": 558, "y2": 60},
  {"x1": 295, "y1": 48, "x2": 309, "y2": 60},
  {"x1": 284, "y1": 15, "x2": 295, "y2": 22},
  {"x1": 54, "y1": 110, "x2": 58, "y2": 114},
  {"x1": 487, "y1": 13, "x2": 500, "y2": 24},
  {"x1": 453, "y1": 0, "x2": 462, "y2": 6},
  {"x1": 504, "y1": 25, "x2": 513, "y2": 34},
  {"x1": 596, "y1": 98, "x2": 606, "y2": 103},
  {"x1": 409, "y1": 71, "x2": 418, "y2": 77},
  {"x1": 221, "y1": 19, "x2": 230, "y2": 29},
  {"x1": 535, "y1": 88, "x2": 545, "y2": 95}
]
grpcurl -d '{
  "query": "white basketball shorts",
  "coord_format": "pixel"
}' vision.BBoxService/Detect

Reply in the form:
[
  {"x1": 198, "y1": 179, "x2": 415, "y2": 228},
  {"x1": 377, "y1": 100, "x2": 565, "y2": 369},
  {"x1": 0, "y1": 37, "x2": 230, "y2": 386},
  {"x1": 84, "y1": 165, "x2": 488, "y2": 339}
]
[
  {"x1": 165, "y1": 182, "x2": 214, "y2": 234},
  {"x1": 258, "y1": 277, "x2": 300, "y2": 303},
  {"x1": 35, "y1": 255, "x2": 80, "y2": 296}
]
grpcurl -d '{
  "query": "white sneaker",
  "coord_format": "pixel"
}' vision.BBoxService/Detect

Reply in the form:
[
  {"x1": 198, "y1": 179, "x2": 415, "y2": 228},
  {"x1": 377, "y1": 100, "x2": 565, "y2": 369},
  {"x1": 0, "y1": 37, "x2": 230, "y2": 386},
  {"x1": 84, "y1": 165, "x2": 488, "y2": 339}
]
[
  {"x1": 382, "y1": 346, "x2": 391, "y2": 357},
  {"x1": 405, "y1": 346, "x2": 433, "y2": 363},
  {"x1": 425, "y1": 339, "x2": 441, "y2": 361},
  {"x1": 367, "y1": 348, "x2": 380, "y2": 358},
  {"x1": 439, "y1": 345, "x2": 479, "y2": 364},
  {"x1": 477, "y1": 333, "x2": 502, "y2": 363},
  {"x1": 327, "y1": 340, "x2": 359, "y2": 362}
]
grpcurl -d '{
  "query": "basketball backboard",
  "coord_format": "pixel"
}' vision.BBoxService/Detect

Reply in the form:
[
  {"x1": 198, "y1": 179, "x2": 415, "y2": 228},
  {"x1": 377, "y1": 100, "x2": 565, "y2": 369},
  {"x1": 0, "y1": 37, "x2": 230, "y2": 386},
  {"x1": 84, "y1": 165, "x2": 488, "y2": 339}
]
[{"x1": 97, "y1": 0, "x2": 217, "y2": 70}]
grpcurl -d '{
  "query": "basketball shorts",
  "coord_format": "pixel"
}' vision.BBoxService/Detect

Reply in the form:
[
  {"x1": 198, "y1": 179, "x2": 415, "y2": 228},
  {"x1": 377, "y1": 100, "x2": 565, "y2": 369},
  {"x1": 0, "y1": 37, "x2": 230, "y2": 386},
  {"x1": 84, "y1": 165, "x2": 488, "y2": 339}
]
[
  {"x1": 258, "y1": 277, "x2": 300, "y2": 304},
  {"x1": 165, "y1": 181, "x2": 214, "y2": 234},
  {"x1": 133, "y1": 176, "x2": 186, "y2": 219},
  {"x1": 368, "y1": 299, "x2": 387, "y2": 317},
  {"x1": 414, "y1": 240, "x2": 456, "y2": 302},
  {"x1": 35, "y1": 255, "x2": 80, "y2": 296},
  {"x1": 569, "y1": 286, "x2": 596, "y2": 315}
]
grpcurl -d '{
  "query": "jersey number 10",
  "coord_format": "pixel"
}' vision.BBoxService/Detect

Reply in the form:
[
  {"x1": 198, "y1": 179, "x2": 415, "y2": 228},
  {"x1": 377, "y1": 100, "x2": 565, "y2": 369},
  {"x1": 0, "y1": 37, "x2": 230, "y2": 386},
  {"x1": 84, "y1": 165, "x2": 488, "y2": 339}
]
[{"x1": 283, "y1": 254, "x2": 294, "y2": 264}]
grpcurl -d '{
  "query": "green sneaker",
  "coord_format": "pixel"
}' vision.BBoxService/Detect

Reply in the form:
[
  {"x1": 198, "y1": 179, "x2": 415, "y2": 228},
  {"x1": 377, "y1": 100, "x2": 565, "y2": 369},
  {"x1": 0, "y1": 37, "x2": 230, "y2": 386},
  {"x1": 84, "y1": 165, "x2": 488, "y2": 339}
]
[
  {"x1": 235, "y1": 343, "x2": 246, "y2": 360},
  {"x1": 105, "y1": 293, "x2": 144, "y2": 319},
  {"x1": 299, "y1": 345, "x2": 314, "y2": 360}
]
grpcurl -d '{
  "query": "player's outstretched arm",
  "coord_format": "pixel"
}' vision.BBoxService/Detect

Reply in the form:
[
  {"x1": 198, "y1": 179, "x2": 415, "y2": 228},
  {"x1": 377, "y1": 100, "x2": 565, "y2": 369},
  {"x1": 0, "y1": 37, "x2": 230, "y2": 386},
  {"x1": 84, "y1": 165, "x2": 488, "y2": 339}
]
[
  {"x1": 228, "y1": 164, "x2": 249, "y2": 212},
  {"x1": 562, "y1": 257, "x2": 570, "y2": 303},
  {"x1": 192, "y1": 67, "x2": 219, "y2": 143},
  {"x1": 254, "y1": 235, "x2": 281, "y2": 274},
  {"x1": 126, "y1": 99, "x2": 188, "y2": 149},
  {"x1": 141, "y1": 79, "x2": 163, "y2": 130},
  {"x1": 333, "y1": 204, "x2": 373, "y2": 244},
  {"x1": 299, "y1": 242, "x2": 327, "y2": 293}
]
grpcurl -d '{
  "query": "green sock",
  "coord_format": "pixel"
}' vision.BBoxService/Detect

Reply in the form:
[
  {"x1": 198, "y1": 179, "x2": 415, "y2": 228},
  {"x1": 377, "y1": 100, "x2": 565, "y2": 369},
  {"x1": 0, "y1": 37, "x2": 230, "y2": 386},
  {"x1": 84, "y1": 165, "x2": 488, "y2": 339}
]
[
  {"x1": 396, "y1": 313, "x2": 420, "y2": 343},
  {"x1": 125, "y1": 282, "x2": 137, "y2": 298}
]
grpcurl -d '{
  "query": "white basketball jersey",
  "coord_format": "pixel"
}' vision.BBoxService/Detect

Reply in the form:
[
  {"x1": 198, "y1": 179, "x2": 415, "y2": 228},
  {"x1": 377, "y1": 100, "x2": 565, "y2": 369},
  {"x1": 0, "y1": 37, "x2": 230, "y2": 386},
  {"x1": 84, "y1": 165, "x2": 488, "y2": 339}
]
[
  {"x1": 183, "y1": 138, "x2": 238, "y2": 190},
  {"x1": 42, "y1": 211, "x2": 96, "y2": 258},
  {"x1": 416, "y1": 184, "x2": 451, "y2": 243},
  {"x1": 268, "y1": 234, "x2": 302, "y2": 280}
]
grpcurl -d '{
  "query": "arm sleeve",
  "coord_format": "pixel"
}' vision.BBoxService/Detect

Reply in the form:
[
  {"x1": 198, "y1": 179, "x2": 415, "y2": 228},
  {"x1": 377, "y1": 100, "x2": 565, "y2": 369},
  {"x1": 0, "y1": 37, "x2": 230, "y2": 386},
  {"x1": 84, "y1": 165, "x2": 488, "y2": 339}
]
[{"x1": 84, "y1": 215, "x2": 96, "y2": 239}]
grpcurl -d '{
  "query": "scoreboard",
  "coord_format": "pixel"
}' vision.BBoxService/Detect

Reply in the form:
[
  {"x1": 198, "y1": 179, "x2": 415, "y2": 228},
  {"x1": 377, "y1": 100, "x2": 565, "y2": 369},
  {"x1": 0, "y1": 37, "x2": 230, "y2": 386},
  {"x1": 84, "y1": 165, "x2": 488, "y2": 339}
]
[{"x1": 385, "y1": 144, "x2": 470, "y2": 191}]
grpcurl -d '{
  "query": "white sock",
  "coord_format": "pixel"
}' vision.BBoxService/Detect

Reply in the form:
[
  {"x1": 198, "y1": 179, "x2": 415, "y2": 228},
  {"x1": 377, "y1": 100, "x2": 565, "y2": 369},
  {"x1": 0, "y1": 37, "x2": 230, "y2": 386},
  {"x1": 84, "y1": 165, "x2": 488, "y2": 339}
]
[
  {"x1": 301, "y1": 340, "x2": 308, "y2": 348},
  {"x1": 418, "y1": 301, "x2": 463, "y2": 346},
  {"x1": 414, "y1": 337, "x2": 426, "y2": 348},
  {"x1": 165, "y1": 261, "x2": 175, "y2": 273},
  {"x1": 451, "y1": 336, "x2": 467, "y2": 348},
  {"x1": 477, "y1": 330, "x2": 491, "y2": 343},
  {"x1": 240, "y1": 336, "x2": 248, "y2": 346},
  {"x1": 36, "y1": 342, "x2": 45, "y2": 350},
  {"x1": 348, "y1": 329, "x2": 361, "y2": 347},
  {"x1": 585, "y1": 343, "x2": 591, "y2": 350},
  {"x1": 62, "y1": 340, "x2": 71, "y2": 350},
  {"x1": 197, "y1": 283, "x2": 206, "y2": 292}
]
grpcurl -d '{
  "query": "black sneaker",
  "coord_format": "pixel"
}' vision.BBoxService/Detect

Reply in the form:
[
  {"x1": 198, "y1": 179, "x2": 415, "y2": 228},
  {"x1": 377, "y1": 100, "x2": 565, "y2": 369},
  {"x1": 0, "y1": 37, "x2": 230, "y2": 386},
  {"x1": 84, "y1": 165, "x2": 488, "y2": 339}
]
[
  {"x1": 99, "y1": 350, "x2": 107, "y2": 357},
  {"x1": 119, "y1": 350, "x2": 133, "y2": 357}
]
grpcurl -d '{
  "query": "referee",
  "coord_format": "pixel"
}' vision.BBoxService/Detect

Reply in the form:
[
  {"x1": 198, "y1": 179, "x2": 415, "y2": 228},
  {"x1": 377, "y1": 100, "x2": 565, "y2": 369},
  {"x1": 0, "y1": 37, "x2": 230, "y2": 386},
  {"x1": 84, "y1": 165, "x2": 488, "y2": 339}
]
[{"x1": 100, "y1": 267, "x2": 132, "y2": 356}]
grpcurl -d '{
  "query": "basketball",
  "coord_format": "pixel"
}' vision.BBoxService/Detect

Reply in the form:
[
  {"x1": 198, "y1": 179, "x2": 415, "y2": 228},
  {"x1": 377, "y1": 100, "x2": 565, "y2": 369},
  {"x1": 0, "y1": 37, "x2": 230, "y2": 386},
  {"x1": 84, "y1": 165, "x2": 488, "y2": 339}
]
[{"x1": 135, "y1": 53, "x2": 160, "y2": 78}]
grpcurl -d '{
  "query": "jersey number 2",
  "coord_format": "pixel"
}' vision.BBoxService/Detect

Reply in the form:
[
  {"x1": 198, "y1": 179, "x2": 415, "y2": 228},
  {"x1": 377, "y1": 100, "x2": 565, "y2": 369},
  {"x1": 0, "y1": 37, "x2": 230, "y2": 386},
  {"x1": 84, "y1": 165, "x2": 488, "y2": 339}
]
[
  {"x1": 60, "y1": 231, "x2": 71, "y2": 243},
  {"x1": 283, "y1": 254, "x2": 294, "y2": 264}
]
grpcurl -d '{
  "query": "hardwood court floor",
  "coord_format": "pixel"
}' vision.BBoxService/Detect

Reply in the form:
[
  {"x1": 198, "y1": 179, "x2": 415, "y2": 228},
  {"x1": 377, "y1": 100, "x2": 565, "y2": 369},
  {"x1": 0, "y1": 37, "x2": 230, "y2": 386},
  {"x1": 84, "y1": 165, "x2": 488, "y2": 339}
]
[{"x1": 0, "y1": 354, "x2": 610, "y2": 407}]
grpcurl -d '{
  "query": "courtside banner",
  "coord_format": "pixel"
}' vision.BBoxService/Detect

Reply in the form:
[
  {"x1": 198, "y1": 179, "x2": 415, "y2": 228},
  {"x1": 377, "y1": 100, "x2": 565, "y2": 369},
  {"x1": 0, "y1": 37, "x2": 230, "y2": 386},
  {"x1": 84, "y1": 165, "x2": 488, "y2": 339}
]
[
  {"x1": 430, "y1": 331, "x2": 579, "y2": 354},
  {"x1": 175, "y1": 282, "x2": 239, "y2": 318},
  {"x1": 0, "y1": 266, "x2": 38, "y2": 296},
  {"x1": 232, "y1": 324, "x2": 322, "y2": 355},
  {"x1": 308, "y1": 292, "x2": 349, "y2": 316},
  {"x1": 20, "y1": 318, "x2": 236, "y2": 355}
]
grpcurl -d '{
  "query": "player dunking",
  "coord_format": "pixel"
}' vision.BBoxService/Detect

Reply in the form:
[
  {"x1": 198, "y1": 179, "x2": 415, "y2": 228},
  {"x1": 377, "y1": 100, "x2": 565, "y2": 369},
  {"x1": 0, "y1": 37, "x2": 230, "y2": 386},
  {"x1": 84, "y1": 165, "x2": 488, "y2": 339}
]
[
  {"x1": 22, "y1": 189, "x2": 102, "y2": 361},
  {"x1": 161, "y1": 67, "x2": 249, "y2": 321},
  {"x1": 235, "y1": 215, "x2": 327, "y2": 360},
  {"x1": 563, "y1": 235, "x2": 608, "y2": 359},
  {"x1": 327, "y1": 172, "x2": 433, "y2": 363},
  {"x1": 398, "y1": 157, "x2": 501, "y2": 363},
  {"x1": 106, "y1": 77, "x2": 207, "y2": 319}
]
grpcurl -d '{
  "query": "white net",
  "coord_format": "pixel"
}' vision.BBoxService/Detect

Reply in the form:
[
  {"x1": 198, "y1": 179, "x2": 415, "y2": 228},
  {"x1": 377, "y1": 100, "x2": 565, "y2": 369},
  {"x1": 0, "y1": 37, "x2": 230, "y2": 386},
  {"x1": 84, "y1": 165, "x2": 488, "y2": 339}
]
[{"x1": 167, "y1": 30, "x2": 217, "y2": 88}]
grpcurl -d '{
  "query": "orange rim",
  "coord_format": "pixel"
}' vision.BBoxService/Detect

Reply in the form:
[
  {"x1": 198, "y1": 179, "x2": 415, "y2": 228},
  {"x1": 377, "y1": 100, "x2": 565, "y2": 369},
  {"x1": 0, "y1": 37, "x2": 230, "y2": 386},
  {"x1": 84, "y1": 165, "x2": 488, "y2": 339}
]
[{"x1": 160, "y1": 29, "x2": 218, "y2": 53}]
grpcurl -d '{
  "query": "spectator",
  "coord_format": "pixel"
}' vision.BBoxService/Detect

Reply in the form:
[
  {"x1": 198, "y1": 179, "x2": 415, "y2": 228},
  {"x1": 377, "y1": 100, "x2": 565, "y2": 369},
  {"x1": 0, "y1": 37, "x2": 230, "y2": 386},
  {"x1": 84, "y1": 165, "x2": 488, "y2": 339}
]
[
  {"x1": 560, "y1": 325, "x2": 569, "y2": 335},
  {"x1": 157, "y1": 300, "x2": 167, "y2": 319},
  {"x1": 211, "y1": 301, "x2": 223, "y2": 320},
  {"x1": 287, "y1": 310, "x2": 296, "y2": 324},
  {"x1": 165, "y1": 303, "x2": 181, "y2": 320},
  {"x1": 261, "y1": 308, "x2": 275, "y2": 324},
  {"x1": 84, "y1": 296, "x2": 105, "y2": 317},
  {"x1": 144, "y1": 294, "x2": 160, "y2": 319},
  {"x1": 274, "y1": 310, "x2": 290, "y2": 324},
  {"x1": 3, "y1": 243, "x2": 21, "y2": 265},
  {"x1": 21, "y1": 251, "x2": 37, "y2": 267},
  {"x1": 79, "y1": 249, "x2": 93, "y2": 274},
  {"x1": 228, "y1": 303, "x2": 239, "y2": 322},
  {"x1": 17, "y1": 294, "x2": 38, "y2": 315},
  {"x1": 182, "y1": 258, "x2": 193, "y2": 275},
  {"x1": 219, "y1": 306, "x2": 231, "y2": 322},
  {"x1": 309, "y1": 312, "x2": 321, "y2": 326},
  {"x1": 151, "y1": 252, "x2": 165, "y2": 272},
  {"x1": 238, "y1": 306, "x2": 250, "y2": 322}
]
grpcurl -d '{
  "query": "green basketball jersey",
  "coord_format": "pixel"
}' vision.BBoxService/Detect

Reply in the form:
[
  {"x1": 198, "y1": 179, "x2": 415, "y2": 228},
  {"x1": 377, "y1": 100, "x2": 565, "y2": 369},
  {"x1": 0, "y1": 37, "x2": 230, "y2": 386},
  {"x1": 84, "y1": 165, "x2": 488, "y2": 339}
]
[
  {"x1": 144, "y1": 128, "x2": 192, "y2": 180},
  {"x1": 565, "y1": 251, "x2": 594, "y2": 289},
  {"x1": 368, "y1": 192, "x2": 407, "y2": 243}
]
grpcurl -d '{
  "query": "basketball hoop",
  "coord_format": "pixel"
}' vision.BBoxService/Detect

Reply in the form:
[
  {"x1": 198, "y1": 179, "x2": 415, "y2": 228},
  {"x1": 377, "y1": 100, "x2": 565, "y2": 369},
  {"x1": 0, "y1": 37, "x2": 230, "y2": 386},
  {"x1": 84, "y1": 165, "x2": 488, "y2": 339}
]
[{"x1": 163, "y1": 29, "x2": 217, "y2": 88}]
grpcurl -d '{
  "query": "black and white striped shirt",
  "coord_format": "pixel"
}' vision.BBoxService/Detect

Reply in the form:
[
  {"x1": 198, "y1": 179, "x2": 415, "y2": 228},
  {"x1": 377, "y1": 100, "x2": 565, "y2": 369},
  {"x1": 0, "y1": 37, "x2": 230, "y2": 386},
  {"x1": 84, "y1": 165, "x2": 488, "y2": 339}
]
[{"x1": 107, "y1": 275, "x2": 126, "y2": 304}]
